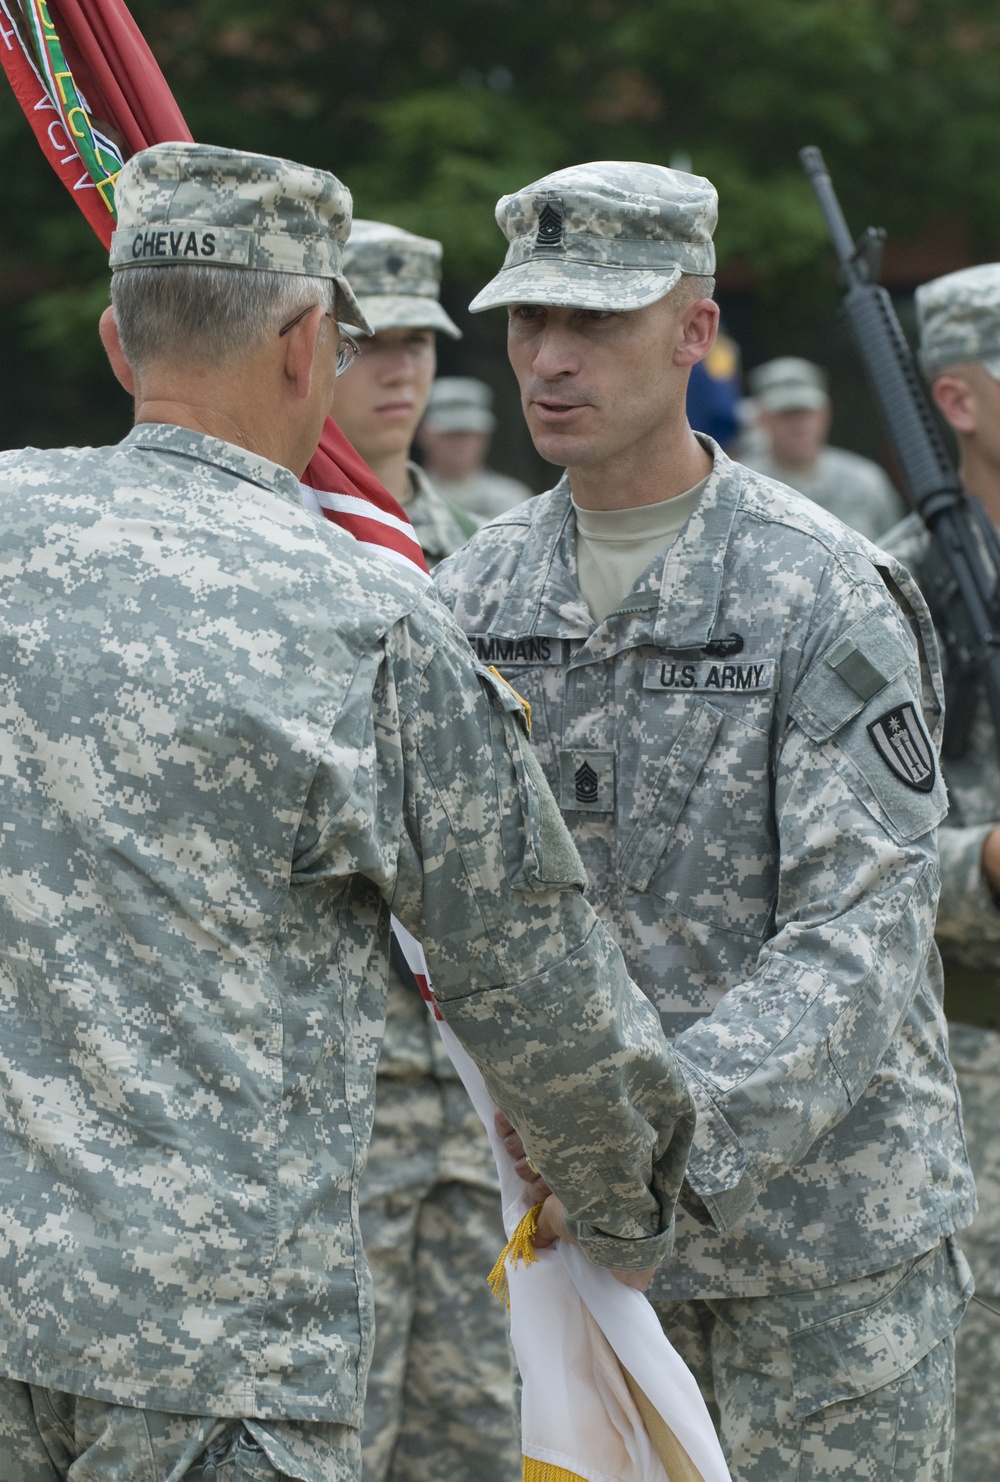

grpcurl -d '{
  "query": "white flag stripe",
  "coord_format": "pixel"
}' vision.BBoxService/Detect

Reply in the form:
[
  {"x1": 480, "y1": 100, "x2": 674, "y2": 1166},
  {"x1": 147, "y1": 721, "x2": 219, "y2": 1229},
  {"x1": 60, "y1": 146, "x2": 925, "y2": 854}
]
[
  {"x1": 313, "y1": 488, "x2": 423, "y2": 541},
  {"x1": 299, "y1": 487, "x2": 432, "y2": 581},
  {"x1": 355, "y1": 540, "x2": 433, "y2": 578}
]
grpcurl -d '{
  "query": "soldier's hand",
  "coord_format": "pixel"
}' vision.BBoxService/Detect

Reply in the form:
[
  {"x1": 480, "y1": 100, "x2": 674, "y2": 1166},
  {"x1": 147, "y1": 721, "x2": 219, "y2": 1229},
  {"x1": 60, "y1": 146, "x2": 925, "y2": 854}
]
[
  {"x1": 533, "y1": 1192, "x2": 571, "y2": 1248},
  {"x1": 494, "y1": 1109, "x2": 552, "y2": 1204},
  {"x1": 533, "y1": 1194, "x2": 657, "y2": 1292}
]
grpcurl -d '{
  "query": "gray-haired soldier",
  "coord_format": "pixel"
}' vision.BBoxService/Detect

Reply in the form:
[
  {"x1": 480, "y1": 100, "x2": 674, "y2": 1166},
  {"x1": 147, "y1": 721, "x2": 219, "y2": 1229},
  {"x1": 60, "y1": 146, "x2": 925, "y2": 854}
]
[
  {"x1": 0, "y1": 143, "x2": 696, "y2": 1481},
  {"x1": 434, "y1": 160, "x2": 976, "y2": 1482},
  {"x1": 881, "y1": 261, "x2": 1000, "y2": 1482},
  {"x1": 742, "y1": 356, "x2": 905, "y2": 541},
  {"x1": 333, "y1": 223, "x2": 519, "y2": 1482}
]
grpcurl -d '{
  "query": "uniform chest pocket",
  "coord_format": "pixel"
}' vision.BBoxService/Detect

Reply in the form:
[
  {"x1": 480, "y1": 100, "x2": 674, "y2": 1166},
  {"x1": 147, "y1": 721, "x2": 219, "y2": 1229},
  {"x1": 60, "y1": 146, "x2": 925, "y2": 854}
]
[
  {"x1": 618, "y1": 700, "x2": 723, "y2": 890},
  {"x1": 618, "y1": 698, "x2": 777, "y2": 937}
]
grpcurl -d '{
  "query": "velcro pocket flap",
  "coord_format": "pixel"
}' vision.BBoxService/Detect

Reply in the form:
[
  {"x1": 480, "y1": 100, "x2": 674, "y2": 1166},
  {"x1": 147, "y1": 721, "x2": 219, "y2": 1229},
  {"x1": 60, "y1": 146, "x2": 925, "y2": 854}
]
[
  {"x1": 790, "y1": 1239, "x2": 971, "y2": 1419},
  {"x1": 793, "y1": 614, "x2": 910, "y2": 742},
  {"x1": 618, "y1": 700, "x2": 723, "y2": 892}
]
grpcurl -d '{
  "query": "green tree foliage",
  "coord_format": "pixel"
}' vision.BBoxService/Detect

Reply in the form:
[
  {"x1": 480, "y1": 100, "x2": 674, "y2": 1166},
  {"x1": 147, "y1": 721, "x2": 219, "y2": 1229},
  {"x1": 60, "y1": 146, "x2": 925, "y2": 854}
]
[{"x1": 2, "y1": 0, "x2": 1000, "y2": 444}]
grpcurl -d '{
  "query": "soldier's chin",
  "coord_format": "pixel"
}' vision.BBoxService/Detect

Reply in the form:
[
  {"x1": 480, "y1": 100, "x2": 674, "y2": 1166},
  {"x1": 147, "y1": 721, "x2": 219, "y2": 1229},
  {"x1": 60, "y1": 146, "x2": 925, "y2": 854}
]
[{"x1": 529, "y1": 427, "x2": 591, "y2": 467}]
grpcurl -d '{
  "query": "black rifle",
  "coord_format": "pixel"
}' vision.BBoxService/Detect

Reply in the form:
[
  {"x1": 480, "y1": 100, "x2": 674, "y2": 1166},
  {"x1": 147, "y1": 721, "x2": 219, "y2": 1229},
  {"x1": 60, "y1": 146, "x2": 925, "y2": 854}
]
[{"x1": 800, "y1": 144, "x2": 1000, "y2": 758}]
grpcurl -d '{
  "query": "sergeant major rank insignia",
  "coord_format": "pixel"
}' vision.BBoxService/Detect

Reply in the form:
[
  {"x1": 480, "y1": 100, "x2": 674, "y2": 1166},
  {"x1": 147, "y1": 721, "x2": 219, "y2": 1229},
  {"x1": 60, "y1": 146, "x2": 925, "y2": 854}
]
[
  {"x1": 867, "y1": 703, "x2": 936, "y2": 792},
  {"x1": 559, "y1": 749, "x2": 614, "y2": 812},
  {"x1": 535, "y1": 200, "x2": 564, "y2": 248},
  {"x1": 574, "y1": 760, "x2": 599, "y2": 804}
]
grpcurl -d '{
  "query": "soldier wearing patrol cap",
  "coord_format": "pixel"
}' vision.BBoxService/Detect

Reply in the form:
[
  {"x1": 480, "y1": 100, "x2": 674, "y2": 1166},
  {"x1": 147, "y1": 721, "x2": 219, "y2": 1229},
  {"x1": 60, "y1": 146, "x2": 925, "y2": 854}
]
[
  {"x1": 742, "y1": 356, "x2": 905, "y2": 542},
  {"x1": 0, "y1": 143, "x2": 698, "y2": 1479},
  {"x1": 881, "y1": 262, "x2": 1000, "y2": 1482},
  {"x1": 416, "y1": 376, "x2": 534, "y2": 523},
  {"x1": 435, "y1": 160, "x2": 976, "y2": 1482},
  {"x1": 333, "y1": 220, "x2": 478, "y2": 565}
]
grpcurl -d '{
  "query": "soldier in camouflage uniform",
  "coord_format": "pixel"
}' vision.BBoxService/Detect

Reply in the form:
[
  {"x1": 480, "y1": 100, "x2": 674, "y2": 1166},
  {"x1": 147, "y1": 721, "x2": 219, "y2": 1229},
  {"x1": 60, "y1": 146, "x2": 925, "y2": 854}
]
[
  {"x1": 331, "y1": 222, "x2": 519, "y2": 1482},
  {"x1": 741, "y1": 357, "x2": 906, "y2": 541},
  {"x1": 880, "y1": 263, "x2": 1000, "y2": 1482},
  {"x1": 334, "y1": 220, "x2": 477, "y2": 565},
  {"x1": 416, "y1": 377, "x2": 533, "y2": 524},
  {"x1": 0, "y1": 143, "x2": 697, "y2": 1481},
  {"x1": 435, "y1": 161, "x2": 977, "y2": 1482}
]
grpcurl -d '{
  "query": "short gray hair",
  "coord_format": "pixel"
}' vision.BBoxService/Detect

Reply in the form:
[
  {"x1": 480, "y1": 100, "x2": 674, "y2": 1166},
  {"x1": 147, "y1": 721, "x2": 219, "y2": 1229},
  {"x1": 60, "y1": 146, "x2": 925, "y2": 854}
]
[
  {"x1": 111, "y1": 265, "x2": 337, "y2": 370},
  {"x1": 672, "y1": 274, "x2": 716, "y2": 306}
]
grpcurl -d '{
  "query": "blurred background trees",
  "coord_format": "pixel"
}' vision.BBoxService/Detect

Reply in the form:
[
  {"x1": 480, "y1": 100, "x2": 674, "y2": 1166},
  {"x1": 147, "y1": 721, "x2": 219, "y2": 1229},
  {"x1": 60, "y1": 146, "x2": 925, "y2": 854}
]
[{"x1": 2, "y1": 0, "x2": 999, "y2": 479}]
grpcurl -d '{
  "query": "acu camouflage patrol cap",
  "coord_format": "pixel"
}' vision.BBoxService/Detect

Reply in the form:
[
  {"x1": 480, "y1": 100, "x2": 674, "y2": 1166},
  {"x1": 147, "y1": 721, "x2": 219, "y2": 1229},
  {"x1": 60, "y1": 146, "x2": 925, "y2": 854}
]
[
  {"x1": 469, "y1": 161, "x2": 717, "y2": 313},
  {"x1": 916, "y1": 263, "x2": 1000, "y2": 381},
  {"x1": 423, "y1": 377, "x2": 496, "y2": 434},
  {"x1": 748, "y1": 357, "x2": 830, "y2": 413},
  {"x1": 341, "y1": 221, "x2": 461, "y2": 338},
  {"x1": 109, "y1": 142, "x2": 372, "y2": 335}
]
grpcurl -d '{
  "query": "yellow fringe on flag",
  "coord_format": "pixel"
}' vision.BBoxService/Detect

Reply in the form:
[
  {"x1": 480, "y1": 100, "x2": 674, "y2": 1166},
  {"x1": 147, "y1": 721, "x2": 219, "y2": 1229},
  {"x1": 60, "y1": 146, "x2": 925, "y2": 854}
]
[
  {"x1": 522, "y1": 1459, "x2": 588, "y2": 1482},
  {"x1": 487, "y1": 1202, "x2": 544, "y2": 1308}
]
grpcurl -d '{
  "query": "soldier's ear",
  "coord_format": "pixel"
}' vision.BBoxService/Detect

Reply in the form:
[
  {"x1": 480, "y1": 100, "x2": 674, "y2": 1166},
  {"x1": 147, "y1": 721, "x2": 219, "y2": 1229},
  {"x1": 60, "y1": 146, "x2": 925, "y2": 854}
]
[
  {"x1": 931, "y1": 373, "x2": 976, "y2": 436},
  {"x1": 99, "y1": 307, "x2": 135, "y2": 395},
  {"x1": 674, "y1": 297, "x2": 720, "y2": 369},
  {"x1": 280, "y1": 304, "x2": 328, "y2": 402}
]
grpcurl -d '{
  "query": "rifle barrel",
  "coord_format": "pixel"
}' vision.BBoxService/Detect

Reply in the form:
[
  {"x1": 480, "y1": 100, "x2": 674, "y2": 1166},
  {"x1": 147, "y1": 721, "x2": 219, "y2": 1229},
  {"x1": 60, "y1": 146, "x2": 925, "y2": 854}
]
[{"x1": 799, "y1": 146, "x2": 856, "y2": 269}]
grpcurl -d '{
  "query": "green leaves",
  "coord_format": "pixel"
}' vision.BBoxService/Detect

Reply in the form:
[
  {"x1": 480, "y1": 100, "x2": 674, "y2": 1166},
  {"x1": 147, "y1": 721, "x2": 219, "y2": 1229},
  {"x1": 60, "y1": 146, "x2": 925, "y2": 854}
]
[{"x1": 3, "y1": 0, "x2": 1000, "y2": 446}]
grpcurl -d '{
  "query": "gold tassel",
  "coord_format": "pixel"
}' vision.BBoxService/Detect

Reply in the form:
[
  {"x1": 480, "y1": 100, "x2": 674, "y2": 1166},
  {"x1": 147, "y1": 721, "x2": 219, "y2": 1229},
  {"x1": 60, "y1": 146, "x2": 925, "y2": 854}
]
[
  {"x1": 487, "y1": 1202, "x2": 544, "y2": 1308},
  {"x1": 522, "y1": 1459, "x2": 588, "y2": 1482}
]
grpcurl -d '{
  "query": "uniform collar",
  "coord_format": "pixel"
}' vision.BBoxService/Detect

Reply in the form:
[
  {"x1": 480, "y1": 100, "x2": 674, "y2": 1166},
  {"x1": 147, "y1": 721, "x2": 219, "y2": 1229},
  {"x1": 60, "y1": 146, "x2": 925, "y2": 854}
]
[
  {"x1": 121, "y1": 422, "x2": 307, "y2": 508},
  {"x1": 488, "y1": 435, "x2": 742, "y2": 651}
]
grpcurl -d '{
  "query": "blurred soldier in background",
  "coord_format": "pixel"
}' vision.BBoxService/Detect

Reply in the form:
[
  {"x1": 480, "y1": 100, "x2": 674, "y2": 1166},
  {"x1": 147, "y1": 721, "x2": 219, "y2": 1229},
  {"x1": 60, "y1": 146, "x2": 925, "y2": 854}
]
[
  {"x1": 334, "y1": 221, "x2": 477, "y2": 565},
  {"x1": 881, "y1": 262, "x2": 1000, "y2": 1482},
  {"x1": 436, "y1": 159, "x2": 975, "y2": 1482},
  {"x1": 742, "y1": 356, "x2": 905, "y2": 541},
  {"x1": 332, "y1": 221, "x2": 518, "y2": 1482},
  {"x1": 416, "y1": 376, "x2": 533, "y2": 522}
]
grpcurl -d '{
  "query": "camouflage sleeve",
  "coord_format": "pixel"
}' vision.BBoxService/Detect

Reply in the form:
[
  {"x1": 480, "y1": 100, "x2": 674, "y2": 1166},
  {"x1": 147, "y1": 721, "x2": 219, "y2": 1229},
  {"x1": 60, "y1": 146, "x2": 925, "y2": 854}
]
[
  {"x1": 672, "y1": 578, "x2": 948, "y2": 1233},
  {"x1": 936, "y1": 821, "x2": 1000, "y2": 950},
  {"x1": 877, "y1": 518, "x2": 1000, "y2": 952},
  {"x1": 306, "y1": 588, "x2": 695, "y2": 1271}
]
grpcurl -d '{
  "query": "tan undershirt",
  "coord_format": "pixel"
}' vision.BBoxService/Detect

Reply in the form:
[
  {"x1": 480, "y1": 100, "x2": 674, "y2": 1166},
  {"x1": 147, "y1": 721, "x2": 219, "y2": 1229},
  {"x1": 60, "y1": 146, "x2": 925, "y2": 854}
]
[{"x1": 573, "y1": 476, "x2": 709, "y2": 625}]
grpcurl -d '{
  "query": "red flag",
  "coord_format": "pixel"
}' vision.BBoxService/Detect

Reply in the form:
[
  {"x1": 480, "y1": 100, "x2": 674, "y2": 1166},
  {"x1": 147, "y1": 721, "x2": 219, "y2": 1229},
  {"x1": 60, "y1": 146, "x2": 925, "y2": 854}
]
[
  {"x1": 0, "y1": 0, "x2": 428, "y2": 573},
  {"x1": 0, "y1": 0, "x2": 124, "y2": 242}
]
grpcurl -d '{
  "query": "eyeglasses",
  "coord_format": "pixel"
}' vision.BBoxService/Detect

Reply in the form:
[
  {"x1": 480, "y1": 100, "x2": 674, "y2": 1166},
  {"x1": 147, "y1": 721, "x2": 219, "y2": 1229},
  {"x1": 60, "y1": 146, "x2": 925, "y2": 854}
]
[{"x1": 278, "y1": 305, "x2": 360, "y2": 376}]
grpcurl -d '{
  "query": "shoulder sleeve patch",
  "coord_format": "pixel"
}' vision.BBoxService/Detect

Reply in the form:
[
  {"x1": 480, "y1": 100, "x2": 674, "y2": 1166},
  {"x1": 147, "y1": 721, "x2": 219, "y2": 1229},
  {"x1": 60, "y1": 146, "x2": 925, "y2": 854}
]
[{"x1": 867, "y1": 703, "x2": 936, "y2": 792}]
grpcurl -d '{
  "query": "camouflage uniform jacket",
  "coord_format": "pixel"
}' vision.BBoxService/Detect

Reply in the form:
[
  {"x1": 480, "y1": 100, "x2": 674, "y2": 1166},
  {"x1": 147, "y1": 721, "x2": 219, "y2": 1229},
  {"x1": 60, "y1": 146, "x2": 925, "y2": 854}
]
[
  {"x1": 435, "y1": 439, "x2": 976, "y2": 1299},
  {"x1": 881, "y1": 514, "x2": 1000, "y2": 972},
  {"x1": 0, "y1": 424, "x2": 694, "y2": 1420},
  {"x1": 404, "y1": 461, "x2": 477, "y2": 568}
]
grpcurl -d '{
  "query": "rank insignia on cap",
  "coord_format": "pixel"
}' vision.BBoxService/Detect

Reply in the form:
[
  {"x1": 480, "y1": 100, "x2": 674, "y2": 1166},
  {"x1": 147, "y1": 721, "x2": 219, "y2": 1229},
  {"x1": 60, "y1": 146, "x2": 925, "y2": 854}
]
[
  {"x1": 867, "y1": 703, "x2": 936, "y2": 792},
  {"x1": 535, "y1": 199, "x2": 564, "y2": 248},
  {"x1": 386, "y1": 253, "x2": 404, "y2": 275}
]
